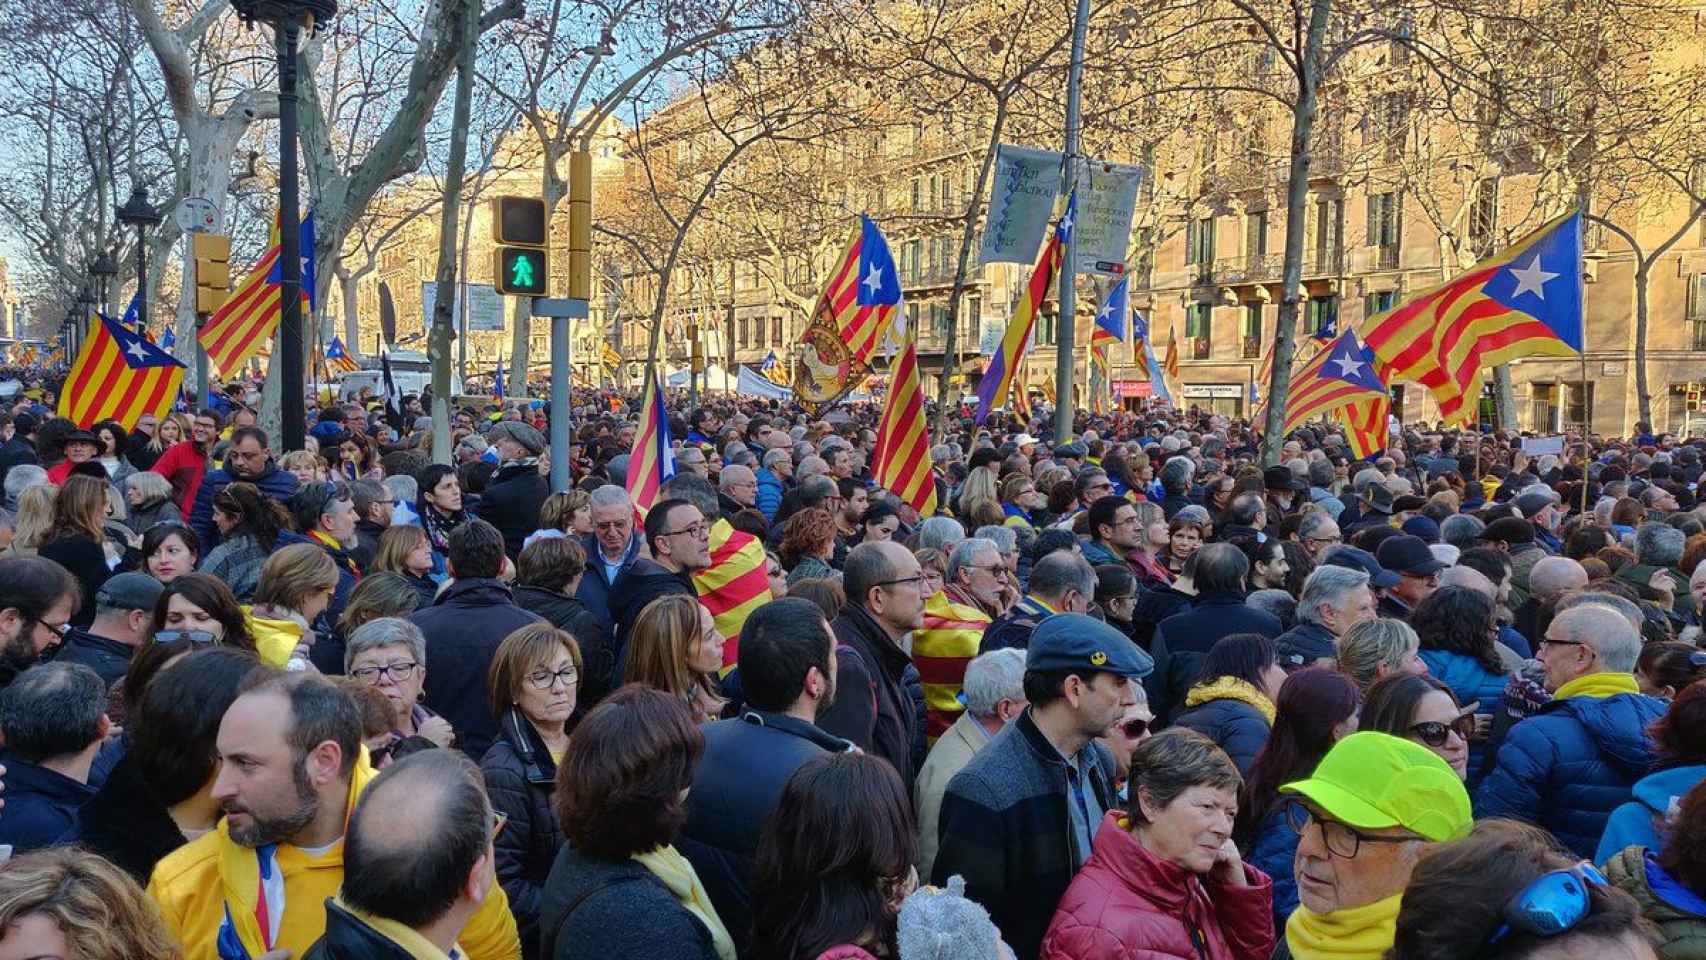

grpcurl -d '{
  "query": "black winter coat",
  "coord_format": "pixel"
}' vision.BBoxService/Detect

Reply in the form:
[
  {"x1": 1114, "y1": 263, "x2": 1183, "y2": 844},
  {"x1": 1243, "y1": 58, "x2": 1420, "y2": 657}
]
[
  {"x1": 301, "y1": 899, "x2": 420, "y2": 960},
  {"x1": 1172, "y1": 696, "x2": 1272, "y2": 777},
  {"x1": 539, "y1": 844, "x2": 723, "y2": 960},
  {"x1": 1129, "y1": 582, "x2": 1193, "y2": 651},
  {"x1": 1148, "y1": 593, "x2": 1282, "y2": 724},
  {"x1": 680, "y1": 710, "x2": 855, "y2": 959},
  {"x1": 480, "y1": 709, "x2": 562, "y2": 959},
  {"x1": 38, "y1": 534, "x2": 114, "y2": 627},
  {"x1": 477, "y1": 461, "x2": 551, "y2": 559},
  {"x1": 188, "y1": 459, "x2": 300, "y2": 550},
  {"x1": 53, "y1": 629, "x2": 134, "y2": 686},
  {"x1": 410, "y1": 578, "x2": 543, "y2": 760},
  {"x1": 817, "y1": 605, "x2": 921, "y2": 793},
  {"x1": 607, "y1": 559, "x2": 696, "y2": 670},
  {"x1": 0, "y1": 753, "x2": 95, "y2": 854},
  {"x1": 513, "y1": 584, "x2": 617, "y2": 713},
  {"x1": 73, "y1": 751, "x2": 188, "y2": 885}
]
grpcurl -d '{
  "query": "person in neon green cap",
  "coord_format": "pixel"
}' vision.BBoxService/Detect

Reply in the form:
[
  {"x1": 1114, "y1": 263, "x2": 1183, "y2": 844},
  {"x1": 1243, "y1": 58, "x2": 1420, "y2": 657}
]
[{"x1": 1273, "y1": 731, "x2": 1471, "y2": 960}]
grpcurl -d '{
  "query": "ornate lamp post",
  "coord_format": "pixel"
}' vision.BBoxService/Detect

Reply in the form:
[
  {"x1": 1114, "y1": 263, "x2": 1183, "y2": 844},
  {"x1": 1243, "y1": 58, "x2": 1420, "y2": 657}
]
[
  {"x1": 231, "y1": 0, "x2": 337, "y2": 452},
  {"x1": 116, "y1": 186, "x2": 162, "y2": 333},
  {"x1": 91, "y1": 251, "x2": 118, "y2": 316}
]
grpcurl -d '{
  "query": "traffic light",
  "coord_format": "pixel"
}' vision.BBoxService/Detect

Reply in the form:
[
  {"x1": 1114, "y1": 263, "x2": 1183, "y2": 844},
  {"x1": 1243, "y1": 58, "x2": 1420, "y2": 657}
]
[
  {"x1": 493, "y1": 196, "x2": 550, "y2": 296},
  {"x1": 192, "y1": 233, "x2": 231, "y2": 314}
]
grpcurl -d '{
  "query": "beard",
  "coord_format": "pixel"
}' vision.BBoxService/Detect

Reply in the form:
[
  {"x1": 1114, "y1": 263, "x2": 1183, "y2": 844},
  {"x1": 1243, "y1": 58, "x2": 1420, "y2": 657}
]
[
  {"x1": 226, "y1": 760, "x2": 321, "y2": 848},
  {"x1": 0, "y1": 629, "x2": 42, "y2": 677}
]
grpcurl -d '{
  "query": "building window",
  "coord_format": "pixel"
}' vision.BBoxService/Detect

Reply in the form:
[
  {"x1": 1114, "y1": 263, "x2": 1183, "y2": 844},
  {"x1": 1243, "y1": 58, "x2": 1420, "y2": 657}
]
[
  {"x1": 1365, "y1": 290, "x2": 1397, "y2": 319},
  {"x1": 1689, "y1": 274, "x2": 1706, "y2": 351},
  {"x1": 911, "y1": 177, "x2": 921, "y2": 212},
  {"x1": 773, "y1": 316, "x2": 785, "y2": 346},
  {"x1": 908, "y1": 239, "x2": 922, "y2": 283},
  {"x1": 1313, "y1": 198, "x2": 1343, "y2": 274},
  {"x1": 1245, "y1": 209, "x2": 1268, "y2": 261},
  {"x1": 1187, "y1": 218, "x2": 1216, "y2": 282},
  {"x1": 754, "y1": 316, "x2": 765, "y2": 345},
  {"x1": 1566, "y1": 382, "x2": 1595, "y2": 429},
  {"x1": 1186, "y1": 303, "x2": 1213, "y2": 359},
  {"x1": 1530, "y1": 383, "x2": 1560, "y2": 432},
  {"x1": 1242, "y1": 304, "x2": 1263, "y2": 358},
  {"x1": 1039, "y1": 309, "x2": 1055, "y2": 346},
  {"x1": 1307, "y1": 295, "x2": 1339, "y2": 338},
  {"x1": 1469, "y1": 178, "x2": 1499, "y2": 258},
  {"x1": 907, "y1": 301, "x2": 920, "y2": 337},
  {"x1": 1368, "y1": 191, "x2": 1402, "y2": 269},
  {"x1": 739, "y1": 317, "x2": 749, "y2": 348}
]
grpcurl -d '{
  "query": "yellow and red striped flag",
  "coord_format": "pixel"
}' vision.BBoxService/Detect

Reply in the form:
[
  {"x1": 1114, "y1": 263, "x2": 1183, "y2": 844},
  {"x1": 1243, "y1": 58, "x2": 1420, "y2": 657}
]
[
  {"x1": 913, "y1": 590, "x2": 992, "y2": 740},
  {"x1": 871, "y1": 332, "x2": 937, "y2": 516},
  {"x1": 1336, "y1": 395, "x2": 1390, "y2": 459},
  {"x1": 975, "y1": 192, "x2": 1073, "y2": 422},
  {"x1": 694, "y1": 519, "x2": 772, "y2": 673},
  {"x1": 58, "y1": 313, "x2": 185, "y2": 428},
  {"x1": 624, "y1": 366, "x2": 675, "y2": 514},
  {"x1": 813, "y1": 215, "x2": 903, "y2": 366},
  {"x1": 201, "y1": 214, "x2": 314, "y2": 376}
]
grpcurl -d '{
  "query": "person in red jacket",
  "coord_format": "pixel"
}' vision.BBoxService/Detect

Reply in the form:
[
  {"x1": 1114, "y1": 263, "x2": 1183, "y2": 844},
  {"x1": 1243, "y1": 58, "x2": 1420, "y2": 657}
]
[
  {"x1": 1042, "y1": 728, "x2": 1275, "y2": 960},
  {"x1": 149, "y1": 410, "x2": 220, "y2": 516}
]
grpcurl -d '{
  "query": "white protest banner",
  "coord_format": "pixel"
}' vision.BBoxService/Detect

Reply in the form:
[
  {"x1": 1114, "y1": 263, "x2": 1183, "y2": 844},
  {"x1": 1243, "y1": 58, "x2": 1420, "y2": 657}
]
[
  {"x1": 1520, "y1": 435, "x2": 1565, "y2": 455},
  {"x1": 1069, "y1": 159, "x2": 1145, "y2": 277},
  {"x1": 978, "y1": 145, "x2": 1065, "y2": 265}
]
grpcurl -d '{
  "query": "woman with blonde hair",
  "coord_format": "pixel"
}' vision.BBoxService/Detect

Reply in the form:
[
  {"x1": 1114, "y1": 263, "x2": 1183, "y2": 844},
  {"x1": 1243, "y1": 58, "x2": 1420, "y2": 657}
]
[
  {"x1": 0, "y1": 847, "x2": 181, "y2": 960},
  {"x1": 278, "y1": 448, "x2": 325, "y2": 487},
  {"x1": 7, "y1": 483, "x2": 57, "y2": 556},
  {"x1": 1336, "y1": 618, "x2": 1427, "y2": 691},
  {"x1": 482, "y1": 622, "x2": 583, "y2": 955},
  {"x1": 39, "y1": 474, "x2": 119, "y2": 626},
  {"x1": 144, "y1": 413, "x2": 188, "y2": 462},
  {"x1": 957, "y1": 467, "x2": 1000, "y2": 522},
  {"x1": 537, "y1": 489, "x2": 593, "y2": 539},
  {"x1": 247, "y1": 541, "x2": 339, "y2": 668},
  {"x1": 372, "y1": 523, "x2": 439, "y2": 608},
  {"x1": 625, "y1": 593, "x2": 727, "y2": 723}
]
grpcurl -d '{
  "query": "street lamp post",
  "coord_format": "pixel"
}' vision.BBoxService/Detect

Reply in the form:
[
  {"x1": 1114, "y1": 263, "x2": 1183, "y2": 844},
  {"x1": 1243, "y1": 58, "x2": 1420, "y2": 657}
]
[
  {"x1": 231, "y1": 0, "x2": 338, "y2": 453},
  {"x1": 91, "y1": 252, "x2": 118, "y2": 317},
  {"x1": 116, "y1": 186, "x2": 162, "y2": 332}
]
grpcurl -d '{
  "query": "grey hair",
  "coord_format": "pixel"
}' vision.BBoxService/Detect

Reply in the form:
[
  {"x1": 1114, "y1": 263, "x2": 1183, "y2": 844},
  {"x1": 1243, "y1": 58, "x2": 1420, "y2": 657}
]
[
  {"x1": 1555, "y1": 590, "x2": 1644, "y2": 635},
  {"x1": 1307, "y1": 459, "x2": 1335, "y2": 487},
  {"x1": 1351, "y1": 467, "x2": 1385, "y2": 493},
  {"x1": 344, "y1": 617, "x2": 428, "y2": 671},
  {"x1": 1298, "y1": 511, "x2": 1338, "y2": 541},
  {"x1": 762, "y1": 448, "x2": 791, "y2": 469},
  {"x1": 1160, "y1": 456, "x2": 1195, "y2": 489},
  {"x1": 125, "y1": 470, "x2": 174, "y2": 503},
  {"x1": 2, "y1": 464, "x2": 47, "y2": 507},
  {"x1": 919, "y1": 516, "x2": 966, "y2": 553},
  {"x1": 1551, "y1": 603, "x2": 1642, "y2": 672},
  {"x1": 1173, "y1": 504, "x2": 1213, "y2": 526},
  {"x1": 973, "y1": 525, "x2": 1017, "y2": 555},
  {"x1": 961, "y1": 648, "x2": 1027, "y2": 719},
  {"x1": 1298, "y1": 565, "x2": 1372, "y2": 626},
  {"x1": 1439, "y1": 514, "x2": 1485, "y2": 551},
  {"x1": 946, "y1": 538, "x2": 1000, "y2": 584},
  {"x1": 660, "y1": 472, "x2": 720, "y2": 521},
  {"x1": 589, "y1": 484, "x2": 633, "y2": 512},
  {"x1": 1247, "y1": 589, "x2": 1296, "y2": 627},
  {"x1": 929, "y1": 443, "x2": 953, "y2": 463},
  {"x1": 1634, "y1": 522, "x2": 1685, "y2": 567},
  {"x1": 383, "y1": 474, "x2": 418, "y2": 506},
  {"x1": 1336, "y1": 618, "x2": 1420, "y2": 688},
  {"x1": 796, "y1": 456, "x2": 829, "y2": 481},
  {"x1": 1028, "y1": 551, "x2": 1096, "y2": 602}
]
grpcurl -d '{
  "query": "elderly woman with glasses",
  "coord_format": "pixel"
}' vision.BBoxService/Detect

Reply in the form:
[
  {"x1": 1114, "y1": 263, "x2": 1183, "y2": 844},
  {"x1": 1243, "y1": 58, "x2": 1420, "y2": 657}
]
[
  {"x1": 344, "y1": 614, "x2": 454, "y2": 749},
  {"x1": 481, "y1": 621, "x2": 583, "y2": 957}
]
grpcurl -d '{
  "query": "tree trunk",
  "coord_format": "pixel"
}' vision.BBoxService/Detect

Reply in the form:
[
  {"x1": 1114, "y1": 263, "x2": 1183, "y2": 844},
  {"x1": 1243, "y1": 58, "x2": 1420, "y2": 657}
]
[
  {"x1": 936, "y1": 100, "x2": 1009, "y2": 435},
  {"x1": 1634, "y1": 261, "x2": 1651, "y2": 427},
  {"x1": 1492, "y1": 365, "x2": 1517, "y2": 430},
  {"x1": 340, "y1": 265, "x2": 363, "y2": 355},
  {"x1": 429, "y1": 0, "x2": 478, "y2": 463},
  {"x1": 1260, "y1": 0, "x2": 1332, "y2": 466}
]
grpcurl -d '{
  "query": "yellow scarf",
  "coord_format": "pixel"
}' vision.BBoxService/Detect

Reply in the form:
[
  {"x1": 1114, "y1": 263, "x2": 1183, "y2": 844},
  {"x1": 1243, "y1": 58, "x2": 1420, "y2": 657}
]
[
  {"x1": 1554, "y1": 671, "x2": 1640, "y2": 700},
  {"x1": 633, "y1": 844, "x2": 737, "y2": 960},
  {"x1": 1285, "y1": 893, "x2": 1403, "y2": 960},
  {"x1": 1183, "y1": 676, "x2": 1277, "y2": 724}
]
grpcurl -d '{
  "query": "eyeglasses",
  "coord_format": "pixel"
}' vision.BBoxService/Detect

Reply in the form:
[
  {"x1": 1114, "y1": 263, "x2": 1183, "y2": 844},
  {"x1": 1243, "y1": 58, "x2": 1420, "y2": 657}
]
[
  {"x1": 352, "y1": 661, "x2": 419, "y2": 683},
  {"x1": 1121, "y1": 717, "x2": 1150, "y2": 739},
  {"x1": 874, "y1": 573, "x2": 927, "y2": 591},
  {"x1": 967, "y1": 563, "x2": 1010, "y2": 579},
  {"x1": 1283, "y1": 801, "x2": 1421, "y2": 858},
  {"x1": 526, "y1": 666, "x2": 579, "y2": 690},
  {"x1": 152, "y1": 629, "x2": 219, "y2": 646},
  {"x1": 1538, "y1": 637, "x2": 1588, "y2": 649},
  {"x1": 1485, "y1": 862, "x2": 1608, "y2": 947},
  {"x1": 661, "y1": 522, "x2": 710, "y2": 539},
  {"x1": 1409, "y1": 715, "x2": 1474, "y2": 748},
  {"x1": 1305, "y1": 535, "x2": 1343, "y2": 547}
]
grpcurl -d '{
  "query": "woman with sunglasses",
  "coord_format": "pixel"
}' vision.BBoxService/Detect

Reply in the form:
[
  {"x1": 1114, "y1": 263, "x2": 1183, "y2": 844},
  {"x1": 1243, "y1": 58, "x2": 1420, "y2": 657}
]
[
  {"x1": 1407, "y1": 586, "x2": 1506, "y2": 784},
  {"x1": 1360, "y1": 673, "x2": 1473, "y2": 780},
  {"x1": 481, "y1": 622, "x2": 582, "y2": 958},
  {"x1": 1391, "y1": 819, "x2": 1657, "y2": 960},
  {"x1": 1234, "y1": 667, "x2": 1362, "y2": 933}
]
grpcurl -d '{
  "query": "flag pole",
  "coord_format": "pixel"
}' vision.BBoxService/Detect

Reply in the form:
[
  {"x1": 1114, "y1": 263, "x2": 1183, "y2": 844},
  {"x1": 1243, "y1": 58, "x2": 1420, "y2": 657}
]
[
  {"x1": 1053, "y1": 0, "x2": 1090, "y2": 444},
  {"x1": 1580, "y1": 346, "x2": 1590, "y2": 515}
]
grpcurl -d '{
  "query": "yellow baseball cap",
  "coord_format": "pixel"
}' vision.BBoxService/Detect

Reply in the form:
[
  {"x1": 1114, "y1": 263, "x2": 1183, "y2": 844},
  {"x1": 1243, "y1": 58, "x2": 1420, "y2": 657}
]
[{"x1": 1280, "y1": 732, "x2": 1471, "y2": 842}]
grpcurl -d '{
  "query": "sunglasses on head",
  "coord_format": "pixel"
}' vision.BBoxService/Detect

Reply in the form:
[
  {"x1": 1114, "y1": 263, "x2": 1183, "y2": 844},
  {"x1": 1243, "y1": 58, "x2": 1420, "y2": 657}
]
[
  {"x1": 1121, "y1": 717, "x2": 1150, "y2": 739},
  {"x1": 1409, "y1": 714, "x2": 1475, "y2": 747}
]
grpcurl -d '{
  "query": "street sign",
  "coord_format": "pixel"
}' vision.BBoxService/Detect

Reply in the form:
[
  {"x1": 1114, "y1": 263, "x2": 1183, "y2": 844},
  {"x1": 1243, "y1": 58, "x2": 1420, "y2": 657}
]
[
  {"x1": 176, "y1": 198, "x2": 219, "y2": 234},
  {"x1": 533, "y1": 298, "x2": 588, "y2": 319}
]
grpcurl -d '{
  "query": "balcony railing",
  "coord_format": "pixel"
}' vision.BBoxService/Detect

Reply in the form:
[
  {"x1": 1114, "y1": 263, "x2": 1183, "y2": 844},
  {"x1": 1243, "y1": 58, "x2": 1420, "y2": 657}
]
[
  {"x1": 1214, "y1": 253, "x2": 1283, "y2": 285},
  {"x1": 1242, "y1": 336, "x2": 1263, "y2": 359},
  {"x1": 1376, "y1": 245, "x2": 1401, "y2": 270},
  {"x1": 1304, "y1": 245, "x2": 1344, "y2": 277}
]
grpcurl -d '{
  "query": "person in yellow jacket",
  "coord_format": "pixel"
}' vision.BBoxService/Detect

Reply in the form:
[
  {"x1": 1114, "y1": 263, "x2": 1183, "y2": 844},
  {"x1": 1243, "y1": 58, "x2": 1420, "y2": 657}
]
[{"x1": 147, "y1": 670, "x2": 522, "y2": 960}]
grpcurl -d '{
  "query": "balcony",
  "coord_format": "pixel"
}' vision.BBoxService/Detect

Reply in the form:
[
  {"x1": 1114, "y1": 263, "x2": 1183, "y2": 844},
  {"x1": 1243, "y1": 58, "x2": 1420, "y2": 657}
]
[
  {"x1": 1214, "y1": 253, "x2": 1284, "y2": 285},
  {"x1": 1376, "y1": 245, "x2": 1401, "y2": 270},
  {"x1": 1304, "y1": 245, "x2": 1344, "y2": 277}
]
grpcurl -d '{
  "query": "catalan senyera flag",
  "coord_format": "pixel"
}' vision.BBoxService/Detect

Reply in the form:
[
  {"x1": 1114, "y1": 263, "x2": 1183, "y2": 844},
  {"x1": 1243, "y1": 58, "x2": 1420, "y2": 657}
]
[
  {"x1": 624, "y1": 366, "x2": 675, "y2": 514},
  {"x1": 976, "y1": 191, "x2": 1074, "y2": 423},
  {"x1": 912, "y1": 590, "x2": 992, "y2": 741},
  {"x1": 816, "y1": 214, "x2": 903, "y2": 365},
  {"x1": 325, "y1": 336, "x2": 359, "y2": 375},
  {"x1": 1364, "y1": 209, "x2": 1583, "y2": 425},
  {"x1": 59, "y1": 313, "x2": 186, "y2": 429},
  {"x1": 202, "y1": 213, "x2": 314, "y2": 376},
  {"x1": 1012, "y1": 361, "x2": 1032, "y2": 421},
  {"x1": 1163, "y1": 323, "x2": 1181, "y2": 384},
  {"x1": 1251, "y1": 336, "x2": 1278, "y2": 417},
  {"x1": 1336, "y1": 395, "x2": 1389, "y2": 459},
  {"x1": 694, "y1": 519, "x2": 772, "y2": 674},
  {"x1": 1283, "y1": 329, "x2": 1390, "y2": 433},
  {"x1": 871, "y1": 332, "x2": 938, "y2": 517}
]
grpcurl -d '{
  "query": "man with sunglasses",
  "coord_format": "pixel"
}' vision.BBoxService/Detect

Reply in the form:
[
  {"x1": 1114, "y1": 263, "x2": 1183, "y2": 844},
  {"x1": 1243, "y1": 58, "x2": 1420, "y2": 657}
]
[
  {"x1": 1275, "y1": 731, "x2": 1471, "y2": 960},
  {"x1": 1476, "y1": 603, "x2": 1666, "y2": 859}
]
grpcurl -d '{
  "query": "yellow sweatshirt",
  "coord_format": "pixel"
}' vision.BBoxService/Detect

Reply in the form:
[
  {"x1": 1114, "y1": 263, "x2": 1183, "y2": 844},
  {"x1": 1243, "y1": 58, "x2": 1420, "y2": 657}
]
[{"x1": 147, "y1": 753, "x2": 520, "y2": 960}]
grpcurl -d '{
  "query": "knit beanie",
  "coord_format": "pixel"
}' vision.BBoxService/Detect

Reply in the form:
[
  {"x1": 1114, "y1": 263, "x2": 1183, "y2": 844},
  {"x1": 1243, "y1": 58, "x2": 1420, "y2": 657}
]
[{"x1": 896, "y1": 875, "x2": 1006, "y2": 960}]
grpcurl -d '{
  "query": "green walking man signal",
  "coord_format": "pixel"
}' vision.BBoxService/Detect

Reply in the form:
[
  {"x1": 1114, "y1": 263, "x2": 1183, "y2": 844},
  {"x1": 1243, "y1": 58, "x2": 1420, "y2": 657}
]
[{"x1": 493, "y1": 196, "x2": 550, "y2": 296}]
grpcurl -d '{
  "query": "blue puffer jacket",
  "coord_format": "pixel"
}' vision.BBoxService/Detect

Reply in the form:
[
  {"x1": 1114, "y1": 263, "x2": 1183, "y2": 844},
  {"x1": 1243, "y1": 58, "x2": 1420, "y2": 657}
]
[
  {"x1": 1172, "y1": 696, "x2": 1271, "y2": 778},
  {"x1": 1475, "y1": 691, "x2": 1666, "y2": 859},
  {"x1": 754, "y1": 468, "x2": 784, "y2": 522},
  {"x1": 1419, "y1": 648, "x2": 1510, "y2": 789},
  {"x1": 1595, "y1": 764, "x2": 1706, "y2": 866},
  {"x1": 1243, "y1": 806, "x2": 1301, "y2": 933}
]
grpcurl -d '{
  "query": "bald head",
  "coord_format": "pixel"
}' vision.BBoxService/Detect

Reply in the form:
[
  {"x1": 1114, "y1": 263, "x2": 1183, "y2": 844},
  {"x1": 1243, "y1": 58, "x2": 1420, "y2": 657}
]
[
  {"x1": 1439, "y1": 564, "x2": 1496, "y2": 600},
  {"x1": 1529, "y1": 557, "x2": 1589, "y2": 602},
  {"x1": 344, "y1": 749, "x2": 493, "y2": 929}
]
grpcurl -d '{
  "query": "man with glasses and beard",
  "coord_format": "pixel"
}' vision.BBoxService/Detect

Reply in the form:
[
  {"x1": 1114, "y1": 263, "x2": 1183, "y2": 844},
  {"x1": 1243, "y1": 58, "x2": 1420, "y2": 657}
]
[
  {"x1": 188, "y1": 425, "x2": 301, "y2": 551},
  {"x1": 146, "y1": 670, "x2": 522, "y2": 960},
  {"x1": 0, "y1": 556, "x2": 80, "y2": 691}
]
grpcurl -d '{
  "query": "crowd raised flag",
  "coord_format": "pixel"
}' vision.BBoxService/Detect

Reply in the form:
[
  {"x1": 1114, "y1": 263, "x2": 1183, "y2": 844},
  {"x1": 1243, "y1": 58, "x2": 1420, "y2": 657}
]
[
  {"x1": 624, "y1": 367, "x2": 676, "y2": 514},
  {"x1": 201, "y1": 212, "x2": 315, "y2": 375},
  {"x1": 325, "y1": 336, "x2": 359, "y2": 375},
  {"x1": 871, "y1": 330, "x2": 938, "y2": 517}
]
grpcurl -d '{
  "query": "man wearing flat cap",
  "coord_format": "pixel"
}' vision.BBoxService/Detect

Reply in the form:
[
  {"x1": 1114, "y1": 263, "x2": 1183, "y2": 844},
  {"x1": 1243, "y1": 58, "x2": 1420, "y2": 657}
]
[
  {"x1": 933, "y1": 613, "x2": 1153, "y2": 960},
  {"x1": 478, "y1": 420, "x2": 550, "y2": 559}
]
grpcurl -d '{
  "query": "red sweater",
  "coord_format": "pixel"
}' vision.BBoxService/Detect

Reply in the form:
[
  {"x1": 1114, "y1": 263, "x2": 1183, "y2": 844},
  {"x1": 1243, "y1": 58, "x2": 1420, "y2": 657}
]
[
  {"x1": 150, "y1": 441, "x2": 208, "y2": 516},
  {"x1": 1042, "y1": 812, "x2": 1275, "y2": 960}
]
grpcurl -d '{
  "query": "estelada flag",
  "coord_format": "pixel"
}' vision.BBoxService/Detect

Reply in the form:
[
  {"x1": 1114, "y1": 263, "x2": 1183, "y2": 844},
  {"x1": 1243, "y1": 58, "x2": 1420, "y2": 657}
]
[{"x1": 59, "y1": 312, "x2": 186, "y2": 429}]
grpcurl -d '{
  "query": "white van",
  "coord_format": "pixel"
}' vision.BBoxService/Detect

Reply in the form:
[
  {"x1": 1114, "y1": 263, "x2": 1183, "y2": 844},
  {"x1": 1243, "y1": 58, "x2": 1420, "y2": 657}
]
[{"x1": 336, "y1": 354, "x2": 461, "y2": 401}]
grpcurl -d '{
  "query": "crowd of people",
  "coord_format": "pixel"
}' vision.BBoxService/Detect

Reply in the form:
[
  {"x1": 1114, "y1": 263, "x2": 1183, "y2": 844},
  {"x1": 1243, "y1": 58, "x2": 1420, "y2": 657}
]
[{"x1": 0, "y1": 373, "x2": 1700, "y2": 960}]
